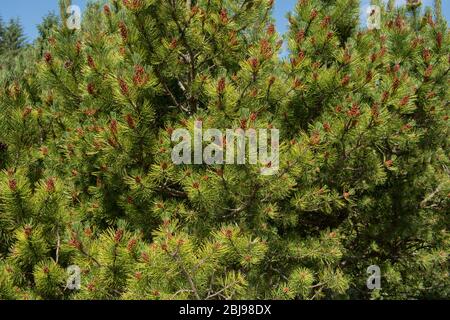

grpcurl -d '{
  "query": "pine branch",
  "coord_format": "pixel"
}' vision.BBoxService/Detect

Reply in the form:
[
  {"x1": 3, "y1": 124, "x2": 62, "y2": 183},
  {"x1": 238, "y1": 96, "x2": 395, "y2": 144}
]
[
  {"x1": 169, "y1": 247, "x2": 201, "y2": 300},
  {"x1": 205, "y1": 279, "x2": 242, "y2": 300}
]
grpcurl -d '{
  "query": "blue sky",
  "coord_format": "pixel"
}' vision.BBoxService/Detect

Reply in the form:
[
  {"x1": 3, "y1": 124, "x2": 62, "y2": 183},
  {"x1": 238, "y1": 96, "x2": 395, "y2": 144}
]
[{"x1": 0, "y1": 0, "x2": 448, "y2": 42}]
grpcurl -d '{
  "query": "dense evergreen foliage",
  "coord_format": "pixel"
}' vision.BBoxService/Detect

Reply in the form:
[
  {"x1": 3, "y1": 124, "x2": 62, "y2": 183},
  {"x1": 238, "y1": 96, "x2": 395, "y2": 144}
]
[{"x1": 0, "y1": 0, "x2": 448, "y2": 300}]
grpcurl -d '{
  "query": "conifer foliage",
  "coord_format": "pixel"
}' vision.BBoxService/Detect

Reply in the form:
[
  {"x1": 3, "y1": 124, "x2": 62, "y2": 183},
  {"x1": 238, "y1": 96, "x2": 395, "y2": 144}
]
[
  {"x1": 0, "y1": 17, "x2": 27, "y2": 74},
  {"x1": 0, "y1": 0, "x2": 448, "y2": 300}
]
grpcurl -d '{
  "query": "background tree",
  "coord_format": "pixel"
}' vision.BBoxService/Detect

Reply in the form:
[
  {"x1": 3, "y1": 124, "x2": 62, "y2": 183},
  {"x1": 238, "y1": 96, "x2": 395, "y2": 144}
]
[
  {"x1": 0, "y1": 16, "x2": 5, "y2": 54},
  {"x1": 0, "y1": 17, "x2": 27, "y2": 77},
  {"x1": 37, "y1": 13, "x2": 60, "y2": 45},
  {"x1": 2, "y1": 18, "x2": 26, "y2": 52}
]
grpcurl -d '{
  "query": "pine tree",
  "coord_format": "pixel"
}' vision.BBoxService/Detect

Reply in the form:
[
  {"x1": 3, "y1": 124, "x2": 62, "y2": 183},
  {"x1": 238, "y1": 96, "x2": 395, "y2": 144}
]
[
  {"x1": 2, "y1": 18, "x2": 26, "y2": 52},
  {"x1": 37, "y1": 12, "x2": 60, "y2": 45},
  {"x1": 0, "y1": 18, "x2": 28, "y2": 77},
  {"x1": 0, "y1": 16, "x2": 5, "y2": 54},
  {"x1": 0, "y1": 0, "x2": 448, "y2": 300}
]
